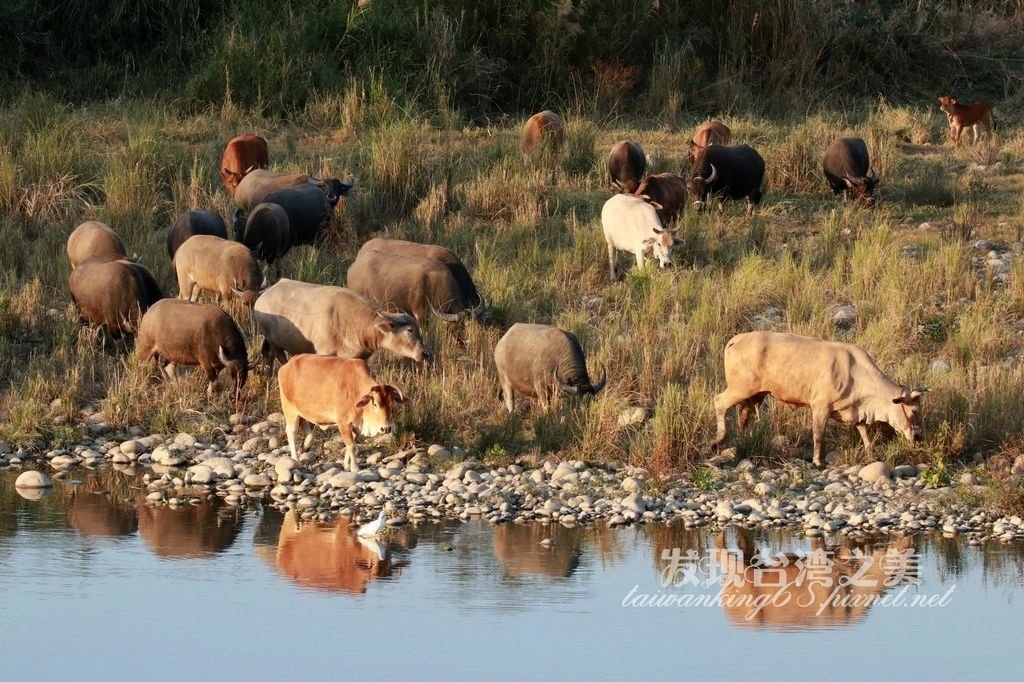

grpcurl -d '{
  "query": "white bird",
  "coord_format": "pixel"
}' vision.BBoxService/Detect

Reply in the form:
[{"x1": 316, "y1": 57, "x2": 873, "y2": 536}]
[{"x1": 357, "y1": 511, "x2": 387, "y2": 538}]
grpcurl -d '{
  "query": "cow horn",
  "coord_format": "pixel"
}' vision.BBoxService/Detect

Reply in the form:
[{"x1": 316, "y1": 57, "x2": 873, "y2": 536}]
[
  {"x1": 471, "y1": 294, "x2": 487, "y2": 319},
  {"x1": 590, "y1": 365, "x2": 607, "y2": 394},
  {"x1": 705, "y1": 164, "x2": 718, "y2": 183},
  {"x1": 218, "y1": 345, "x2": 231, "y2": 366},
  {"x1": 554, "y1": 371, "x2": 578, "y2": 395},
  {"x1": 231, "y1": 285, "x2": 246, "y2": 296},
  {"x1": 842, "y1": 176, "x2": 855, "y2": 188},
  {"x1": 431, "y1": 305, "x2": 462, "y2": 323},
  {"x1": 869, "y1": 168, "x2": 879, "y2": 183}
]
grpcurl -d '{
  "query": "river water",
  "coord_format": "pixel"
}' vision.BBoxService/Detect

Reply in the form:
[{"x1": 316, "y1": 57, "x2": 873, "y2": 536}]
[{"x1": 1, "y1": 469, "x2": 1021, "y2": 680}]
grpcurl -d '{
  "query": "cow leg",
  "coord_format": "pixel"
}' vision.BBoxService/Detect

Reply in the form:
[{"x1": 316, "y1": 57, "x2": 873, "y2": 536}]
[
  {"x1": 189, "y1": 282, "x2": 201, "y2": 302},
  {"x1": 163, "y1": 362, "x2": 177, "y2": 380},
  {"x1": 607, "y1": 243, "x2": 617, "y2": 281},
  {"x1": 340, "y1": 424, "x2": 359, "y2": 472},
  {"x1": 500, "y1": 378, "x2": 515, "y2": 413},
  {"x1": 205, "y1": 366, "x2": 219, "y2": 396},
  {"x1": 634, "y1": 249, "x2": 647, "y2": 272},
  {"x1": 856, "y1": 423, "x2": 874, "y2": 453},
  {"x1": 713, "y1": 388, "x2": 750, "y2": 445},
  {"x1": 811, "y1": 409, "x2": 829, "y2": 467},
  {"x1": 738, "y1": 394, "x2": 767, "y2": 431}
]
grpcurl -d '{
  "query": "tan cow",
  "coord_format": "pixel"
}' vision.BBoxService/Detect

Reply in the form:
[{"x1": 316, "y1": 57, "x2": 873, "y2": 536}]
[
  {"x1": 278, "y1": 355, "x2": 407, "y2": 471},
  {"x1": 67, "y1": 220, "x2": 129, "y2": 269},
  {"x1": 173, "y1": 234, "x2": 264, "y2": 306},
  {"x1": 520, "y1": 110, "x2": 566, "y2": 156},
  {"x1": 713, "y1": 331, "x2": 925, "y2": 466},
  {"x1": 688, "y1": 120, "x2": 731, "y2": 163}
]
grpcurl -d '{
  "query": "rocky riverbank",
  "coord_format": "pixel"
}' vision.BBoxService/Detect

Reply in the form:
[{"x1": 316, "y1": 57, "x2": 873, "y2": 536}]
[{"x1": 3, "y1": 410, "x2": 1024, "y2": 545}]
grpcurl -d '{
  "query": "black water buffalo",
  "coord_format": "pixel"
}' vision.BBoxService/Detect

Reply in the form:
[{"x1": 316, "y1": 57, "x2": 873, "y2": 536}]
[
  {"x1": 232, "y1": 202, "x2": 291, "y2": 274},
  {"x1": 261, "y1": 184, "x2": 332, "y2": 246},
  {"x1": 688, "y1": 145, "x2": 765, "y2": 216},
  {"x1": 167, "y1": 210, "x2": 228, "y2": 260},
  {"x1": 823, "y1": 137, "x2": 879, "y2": 207},
  {"x1": 608, "y1": 141, "x2": 646, "y2": 193}
]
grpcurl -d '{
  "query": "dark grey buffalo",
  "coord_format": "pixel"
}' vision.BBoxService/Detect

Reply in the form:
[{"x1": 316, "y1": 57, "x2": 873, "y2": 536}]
[
  {"x1": 167, "y1": 210, "x2": 228, "y2": 260},
  {"x1": 356, "y1": 238, "x2": 483, "y2": 314},
  {"x1": 346, "y1": 250, "x2": 484, "y2": 325},
  {"x1": 689, "y1": 144, "x2": 765, "y2": 215},
  {"x1": 608, "y1": 141, "x2": 646, "y2": 194},
  {"x1": 255, "y1": 184, "x2": 332, "y2": 247},
  {"x1": 232, "y1": 202, "x2": 291, "y2": 275},
  {"x1": 69, "y1": 258, "x2": 163, "y2": 339},
  {"x1": 493, "y1": 323, "x2": 607, "y2": 412},
  {"x1": 234, "y1": 169, "x2": 353, "y2": 212},
  {"x1": 823, "y1": 137, "x2": 879, "y2": 207},
  {"x1": 137, "y1": 299, "x2": 249, "y2": 400}
]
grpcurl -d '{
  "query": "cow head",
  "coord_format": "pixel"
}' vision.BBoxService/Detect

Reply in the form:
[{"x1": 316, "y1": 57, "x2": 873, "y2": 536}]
[
  {"x1": 222, "y1": 168, "x2": 242, "y2": 193},
  {"x1": 890, "y1": 387, "x2": 927, "y2": 443},
  {"x1": 555, "y1": 364, "x2": 607, "y2": 396},
  {"x1": 937, "y1": 96, "x2": 956, "y2": 114},
  {"x1": 843, "y1": 169, "x2": 879, "y2": 207},
  {"x1": 321, "y1": 178, "x2": 355, "y2": 208},
  {"x1": 354, "y1": 385, "x2": 406, "y2": 438},
  {"x1": 218, "y1": 345, "x2": 248, "y2": 403},
  {"x1": 230, "y1": 262, "x2": 265, "y2": 306},
  {"x1": 376, "y1": 311, "x2": 429, "y2": 362},
  {"x1": 688, "y1": 163, "x2": 718, "y2": 209},
  {"x1": 642, "y1": 225, "x2": 679, "y2": 268}
]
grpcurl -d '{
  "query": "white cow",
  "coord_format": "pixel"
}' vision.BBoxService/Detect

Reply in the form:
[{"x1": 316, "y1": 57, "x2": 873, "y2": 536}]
[
  {"x1": 601, "y1": 193, "x2": 679, "y2": 281},
  {"x1": 713, "y1": 331, "x2": 925, "y2": 466}
]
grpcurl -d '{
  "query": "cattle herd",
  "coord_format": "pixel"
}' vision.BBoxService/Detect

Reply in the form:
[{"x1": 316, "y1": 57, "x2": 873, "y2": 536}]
[{"x1": 66, "y1": 96, "x2": 993, "y2": 470}]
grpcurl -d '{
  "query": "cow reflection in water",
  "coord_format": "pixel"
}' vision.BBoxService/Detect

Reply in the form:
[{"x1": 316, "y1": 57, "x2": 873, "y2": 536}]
[
  {"x1": 256, "y1": 510, "x2": 414, "y2": 594},
  {"x1": 136, "y1": 500, "x2": 241, "y2": 559},
  {"x1": 68, "y1": 485, "x2": 137, "y2": 539},
  {"x1": 493, "y1": 525, "x2": 583, "y2": 580},
  {"x1": 716, "y1": 530, "x2": 918, "y2": 630}
]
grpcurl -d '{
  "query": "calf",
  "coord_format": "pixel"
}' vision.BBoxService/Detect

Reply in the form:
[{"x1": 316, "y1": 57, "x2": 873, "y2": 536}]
[
  {"x1": 713, "y1": 331, "x2": 925, "y2": 466},
  {"x1": 173, "y1": 234, "x2": 263, "y2": 306},
  {"x1": 278, "y1": 355, "x2": 407, "y2": 471},
  {"x1": 220, "y1": 134, "x2": 269, "y2": 196},
  {"x1": 688, "y1": 120, "x2": 731, "y2": 164},
  {"x1": 137, "y1": 299, "x2": 248, "y2": 400},
  {"x1": 601, "y1": 193, "x2": 679, "y2": 281},
  {"x1": 938, "y1": 96, "x2": 994, "y2": 146},
  {"x1": 167, "y1": 209, "x2": 229, "y2": 260},
  {"x1": 608, "y1": 140, "x2": 646, "y2": 193},
  {"x1": 634, "y1": 173, "x2": 688, "y2": 224}
]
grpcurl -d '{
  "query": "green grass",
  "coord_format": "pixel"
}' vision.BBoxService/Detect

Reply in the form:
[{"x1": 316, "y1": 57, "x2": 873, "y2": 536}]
[{"x1": 1, "y1": 91, "x2": 1024, "y2": 479}]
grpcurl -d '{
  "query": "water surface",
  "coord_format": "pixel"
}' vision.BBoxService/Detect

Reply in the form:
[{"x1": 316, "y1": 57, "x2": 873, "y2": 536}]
[{"x1": 1, "y1": 469, "x2": 1021, "y2": 680}]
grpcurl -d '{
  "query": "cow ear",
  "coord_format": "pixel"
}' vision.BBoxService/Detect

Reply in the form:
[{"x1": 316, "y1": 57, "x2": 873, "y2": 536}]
[
  {"x1": 642, "y1": 237, "x2": 656, "y2": 246},
  {"x1": 386, "y1": 385, "x2": 407, "y2": 403},
  {"x1": 355, "y1": 393, "x2": 374, "y2": 408},
  {"x1": 909, "y1": 388, "x2": 928, "y2": 400}
]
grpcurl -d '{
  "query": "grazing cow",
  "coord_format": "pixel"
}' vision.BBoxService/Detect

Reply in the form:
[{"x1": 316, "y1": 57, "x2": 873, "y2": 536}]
[
  {"x1": 167, "y1": 209, "x2": 229, "y2": 260},
  {"x1": 713, "y1": 331, "x2": 925, "y2": 466},
  {"x1": 69, "y1": 258, "x2": 162, "y2": 338},
  {"x1": 254, "y1": 278, "x2": 428, "y2": 367},
  {"x1": 823, "y1": 137, "x2": 879, "y2": 207},
  {"x1": 357, "y1": 238, "x2": 482, "y2": 311},
  {"x1": 634, "y1": 172, "x2": 688, "y2": 224},
  {"x1": 67, "y1": 221, "x2": 129, "y2": 269},
  {"x1": 137, "y1": 299, "x2": 249, "y2": 400},
  {"x1": 937, "y1": 96, "x2": 995, "y2": 146},
  {"x1": 689, "y1": 144, "x2": 765, "y2": 215},
  {"x1": 347, "y1": 250, "x2": 485, "y2": 326},
  {"x1": 278, "y1": 354, "x2": 407, "y2": 471},
  {"x1": 601, "y1": 193, "x2": 680, "y2": 281},
  {"x1": 234, "y1": 169, "x2": 353, "y2": 212},
  {"x1": 173, "y1": 235, "x2": 263, "y2": 306},
  {"x1": 608, "y1": 140, "x2": 647, "y2": 193},
  {"x1": 688, "y1": 120, "x2": 732, "y2": 164},
  {"x1": 220, "y1": 134, "x2": 269, "y2": 196},
  {"x1": 232, "y1": 203, "x2": 291, "y2": 275},
  {"x1": 520, "y1": 110, "x2": 566, "y2": 156},
  {"x1": 494, "y1": 323, "x2": 606, "y2": 413},
  {"x1": 239, "y1": 183, "x2": 333, "y2": 247}
]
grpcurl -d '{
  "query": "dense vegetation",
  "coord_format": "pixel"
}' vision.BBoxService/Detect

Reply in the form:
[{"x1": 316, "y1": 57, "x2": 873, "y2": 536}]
[{"x1": 3, "y1": 1, "x2": 1024, "y2": 117}]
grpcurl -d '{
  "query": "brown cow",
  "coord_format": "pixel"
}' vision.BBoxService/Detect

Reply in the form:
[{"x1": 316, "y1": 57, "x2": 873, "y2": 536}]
[
  {"x1": 279, "y1": 355, "x2": 407, "y2": 471},
  {"x1": 67, "y1": 221, "x2": 129, "y2": 269},
  {"x1": 688, "y1": 120, "x2": 731, "y2": 163},
  {"x1": 69, "y1": 258, "x2": 162, "y2": 339},
  {"x1": 713, "y1": 331, "x2": 925, "y2": 466},
  {"x1": 937, "y1": 96, "x2": 995, "y2": 146},
  {"x1": 520, "y1": 110, "x2": 566, "y2": 156},
  {"x1": 220, "y1": 134, "x2": 269, "y2": 196},
  {"x1": 173, "y1": 234, "x2": 264, "y2": 306},
  {"x1": 634, "y1": 173, "x2": 688, "y2": 224},
  {"x1": 136, "y1": 299, "x2": 249, "y2": 400},
  {"x1": 608, "y1": 140, "x2": 647, "y2": 193}
]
